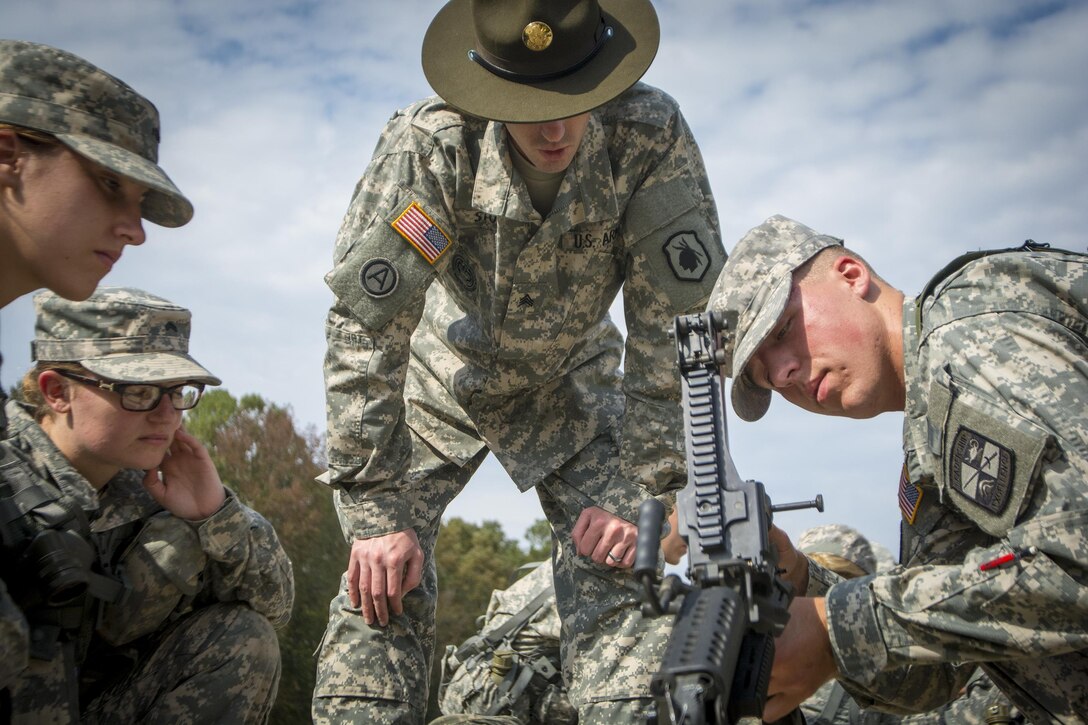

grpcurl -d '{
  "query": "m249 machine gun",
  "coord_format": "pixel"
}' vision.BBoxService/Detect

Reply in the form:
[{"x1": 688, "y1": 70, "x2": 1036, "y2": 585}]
[{"x1": 635, "y1": 311, "x2": 823, "y2": 725}]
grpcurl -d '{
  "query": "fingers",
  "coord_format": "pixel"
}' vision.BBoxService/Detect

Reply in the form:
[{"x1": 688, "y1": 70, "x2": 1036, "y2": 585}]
[
  {"x1": 368, "y1": 564, "x2": 390, "y2": 627},
  {"x1": 572, "y1": 506, "x2": 637, "y2": 568},
  {"x1": 602, "y1": 544, "x2": 634, "y2": 568},
  {"x1": 571, "y1": 508, "x2": 593, "y2": 554},
  {"x1": 770, "y1": 524, "x2": 808, "y2": 591},
  {"x1": 348, "y1": 532, "x2": 424, "y2": 627},
  {"x1": 141, "y1": 467, "x2": 164, "y2": 497},
  {"x1": 347, "y1": 557, "x2": 362, "y2": 610},
  {"x1": 398, "y1": 551, "x2": 424, "y2": 614}
]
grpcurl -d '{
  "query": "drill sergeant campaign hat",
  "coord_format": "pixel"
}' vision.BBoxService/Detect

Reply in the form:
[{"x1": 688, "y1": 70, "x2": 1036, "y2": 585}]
[
  {"x1": 0, "y1": 39, "x2": 193, "y2": 227},
  {"x1": 422, "y1": 0, "x2": 660, "y2": 123},
  {"x1": 706, "y1": 215, "x2": 843, "y2": 422},
  {"x1": 31, "y1": 287, "x2": 220, "y2": 385}
]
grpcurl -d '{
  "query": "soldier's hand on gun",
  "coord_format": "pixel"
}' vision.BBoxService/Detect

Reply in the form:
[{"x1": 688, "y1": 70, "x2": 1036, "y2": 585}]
[
  {"x1": 770, "y1": 524, "x2": 810, "y2": 593},
  {"x1": 764, "y1": 596, "x2": 837, "y2": 721},
  {"x1": 572, "y1": 506, "x2": 637, "y2": 568},
  {"x1": 348, "y1": 529, "x2": 424, "y2": 626},
  {"x1": 143, "y1": 428, "x2": 227, "y2": 521}
]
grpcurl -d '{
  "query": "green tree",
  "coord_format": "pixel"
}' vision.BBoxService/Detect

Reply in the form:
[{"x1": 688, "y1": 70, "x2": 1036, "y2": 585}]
[
  {"x1": 524, "y1": 518, "x2": 553, "y2": 561},
  {"x1": 185, "y1": 390, "x2": 346, "y2": 724}
]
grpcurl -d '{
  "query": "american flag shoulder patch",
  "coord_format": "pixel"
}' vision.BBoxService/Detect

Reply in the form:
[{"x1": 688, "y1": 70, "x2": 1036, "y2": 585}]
[
  {"x1": 898, "y1": 461, "x2": 923, "y2": 525},
  {"x1": 391, "y1": 202, "x2": 451, "y2": 264}
]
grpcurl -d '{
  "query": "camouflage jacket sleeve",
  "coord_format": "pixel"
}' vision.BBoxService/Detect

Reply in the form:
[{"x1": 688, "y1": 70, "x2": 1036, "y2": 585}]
[
  {"x1": 321, "y1": 105, "x2": 454, "y2": 539},
  {"x1": 195, "y1": 488, "x2": 295, "y2": 628},
  {"x1": 615, "y1": 93, "x2": 725, "y2": 498},
  {"x1": 0, "y1": 578, "x2": 29, "y2": 689},
  {"x1": 804, "y1": 553, "x2": 978, "y2": 714},
  {"x1": 826, "y1": 254, "x2": 1088, "y2": 694}
]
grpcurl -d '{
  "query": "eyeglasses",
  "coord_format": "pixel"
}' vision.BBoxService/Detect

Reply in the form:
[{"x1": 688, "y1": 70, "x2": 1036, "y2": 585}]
[{"x1": 56, "y1": 371, "x2": 205, "y2": 412}]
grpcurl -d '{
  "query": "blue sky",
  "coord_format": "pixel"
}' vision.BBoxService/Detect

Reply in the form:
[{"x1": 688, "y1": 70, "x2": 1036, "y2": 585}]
[{"x1": 2, "y1": 0, "x2": 1086, "y2": 556}]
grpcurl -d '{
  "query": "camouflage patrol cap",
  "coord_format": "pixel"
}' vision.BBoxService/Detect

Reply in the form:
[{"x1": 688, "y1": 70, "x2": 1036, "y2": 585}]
[
  {"x1": 797, "y1": 524, "x2": 876, "y2": 576},
  {"x1": 0, "y1": 39, "x2": 193, "y2": 228},
  {"x1": 707, "y1": 215, "x2": 843, "y2": 421},
  {"x1": 31, "y1": 287, "x2": 220, "y2": 385}
]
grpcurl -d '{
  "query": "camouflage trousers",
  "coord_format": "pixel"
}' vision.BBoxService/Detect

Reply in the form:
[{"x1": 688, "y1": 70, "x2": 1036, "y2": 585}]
[
  {"x1": 312, "y1": 431, "x2": 672, "y2": 724},
  {"x1": 10, "y1": 602, "x2": 280, "y2": 724}
]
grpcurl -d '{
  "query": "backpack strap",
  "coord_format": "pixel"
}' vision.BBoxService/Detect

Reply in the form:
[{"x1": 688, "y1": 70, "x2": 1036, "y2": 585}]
[
  {"x1": 914, "y1": 240, "x2": 1081, "y2": 334},
  {"x1": 454, "y1": 586, "x2": 553, "y2": 661}
]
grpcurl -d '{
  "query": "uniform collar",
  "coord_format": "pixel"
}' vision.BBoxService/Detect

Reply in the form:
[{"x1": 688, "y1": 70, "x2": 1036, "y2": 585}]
[
  {"x1": 900, "y1": 296, "x2": 930, "y2": 463},
  {"x1": 3, "y1": 399, "x2": 100, "y2": 514}
]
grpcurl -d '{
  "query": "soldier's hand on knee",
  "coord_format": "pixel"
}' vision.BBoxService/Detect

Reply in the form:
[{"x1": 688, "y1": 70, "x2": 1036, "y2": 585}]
[
  {"x1": 347, "y1": 530, "x2": 424, "y2": 626},
  {"x1": 572, "y1": 506, "x2": 637, "y2": 568}
]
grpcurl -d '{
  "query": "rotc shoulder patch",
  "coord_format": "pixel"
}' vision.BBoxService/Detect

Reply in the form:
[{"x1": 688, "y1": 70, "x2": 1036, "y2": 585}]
[
  {"x1": 949, "y1": 427, "x2": 1013, "y2": 515},
  {"x1": 926, "y1": 372, "x2": 1048, "y2": 537},
  {"x1": 662, "y1": 231, "x2": 710, "y2": 282},
  {"x1": 898, "y1": 461, "x2": 923, "y2": 525},
  {"x1": 391, "y1": 202, "x2": 451, "y2": 264}
]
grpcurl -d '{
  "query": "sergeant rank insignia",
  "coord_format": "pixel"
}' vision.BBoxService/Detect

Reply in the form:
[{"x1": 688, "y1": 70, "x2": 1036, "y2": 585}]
[
  {"x1": 949, "y1": 426, "x2": 1013, "y2": 515},
  {"x1": 392, "y1": 202, "x2": 451, "y2": 264}
]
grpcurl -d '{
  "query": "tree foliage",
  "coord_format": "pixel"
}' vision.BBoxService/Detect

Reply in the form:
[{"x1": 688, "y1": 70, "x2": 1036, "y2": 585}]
[{"x1": 185, "y1": 389, "x2": 346, "y2": 725}]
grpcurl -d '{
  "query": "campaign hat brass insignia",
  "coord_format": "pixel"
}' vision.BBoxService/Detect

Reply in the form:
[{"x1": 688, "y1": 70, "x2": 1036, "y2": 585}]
[{"x1": 522, "y1": 21, "x2": 553, "y2": 51}]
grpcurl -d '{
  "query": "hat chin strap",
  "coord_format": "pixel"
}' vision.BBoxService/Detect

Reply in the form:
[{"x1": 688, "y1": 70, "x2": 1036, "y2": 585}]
[{"x1": 468, "y1": 23, "x2": 613, "y2": 83}]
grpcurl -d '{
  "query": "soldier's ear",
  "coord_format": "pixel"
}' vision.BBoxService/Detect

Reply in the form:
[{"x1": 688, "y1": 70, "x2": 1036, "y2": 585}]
[
  {"x1": 38, "y1": 370, "x2": 74, "y2": 414},
  {"x1": 834, "y1": 256, "x2": 872, "y2": 300}
]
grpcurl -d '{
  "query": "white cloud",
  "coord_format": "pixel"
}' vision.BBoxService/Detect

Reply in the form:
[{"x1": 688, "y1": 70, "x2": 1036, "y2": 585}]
[{"x1": 3, "y1": 0, "x2": 1085, "y2": 556}]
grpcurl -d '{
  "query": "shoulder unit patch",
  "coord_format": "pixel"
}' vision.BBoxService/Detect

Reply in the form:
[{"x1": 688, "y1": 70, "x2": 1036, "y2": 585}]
[
  {"x1": 360, "y1": 258, "x2": 398, "y2": 298},
  {"x1": 662, "y1": 231, "x2": 710, "y2": 282},
  {"x1": 391, "y1": 201, "x2": 451, "y2": 264},
  {"x1": 949, "y1": 427, "x2": 1013, "y2": 515}
]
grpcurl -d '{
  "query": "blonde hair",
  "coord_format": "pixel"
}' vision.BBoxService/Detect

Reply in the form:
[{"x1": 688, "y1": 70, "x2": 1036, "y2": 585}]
[
  {"x1": 808, "y1": 552, "x2": 869, "y2": 580},
  {"x1": 20, "y1": 362, "x2": 87, "y2": 421}
]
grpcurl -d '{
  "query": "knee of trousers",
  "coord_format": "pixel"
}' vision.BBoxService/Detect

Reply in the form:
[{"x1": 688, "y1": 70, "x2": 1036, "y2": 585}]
[
  {"x1": 220, "y1": 605, "x2": 281, "y2": 683},
  {"x1": 313, "y1": 588, "x2": 435, "y2": 706},
  {"x1": 181, "y1": 603, "x2": 281, "y2": 690}
]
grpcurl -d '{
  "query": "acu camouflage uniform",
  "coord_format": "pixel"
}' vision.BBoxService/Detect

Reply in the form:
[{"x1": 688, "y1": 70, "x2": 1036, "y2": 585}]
[
  {"x1": 0, "y1": 400, "x2": 294, "y2": 723},
  {"x1": 817, "y1": 245, "x2": 1088, "y2": 722},
  {"x1": 0, "y1": 288, "x2": 294, "y2": 723},
  {"x1": 0, "y1": 381, "x2": 31, "y2": 702},
  {"x1": 0, "y1": 39, "x2": 194, "y2": 702},
  {"x1": 436, "y1": 561, "x2": 574, "y2": 724},
  {"x1": 314, "y1": 83, "x2": 724, "y2": 723},
  {"x1": 796, "y1": 528, "x2": 1022, "y2": 724}
]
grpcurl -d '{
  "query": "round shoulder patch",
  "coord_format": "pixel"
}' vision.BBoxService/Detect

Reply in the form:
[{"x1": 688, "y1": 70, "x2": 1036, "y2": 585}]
[
  {"x1": 360, "y1": 258, "x2": 398, "y2": 298},
  {"x1": 663, "y1": 231, "x2": 710, "y2": 282}
]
